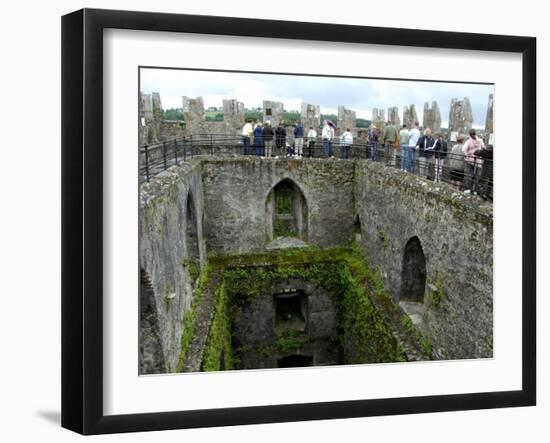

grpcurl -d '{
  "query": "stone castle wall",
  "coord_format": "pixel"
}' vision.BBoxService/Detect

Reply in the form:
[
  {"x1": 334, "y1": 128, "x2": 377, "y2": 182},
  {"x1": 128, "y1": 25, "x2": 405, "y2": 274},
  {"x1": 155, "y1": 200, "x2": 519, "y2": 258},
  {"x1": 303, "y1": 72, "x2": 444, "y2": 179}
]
[
  {"x1": 139, "y1": 156, "x2": 493, "y2": 366},
  {"x1": 139, "y1": 160, "x2": 207, "y2": 371},
  {"x1": 355, "y1": 162, "x2": 493, "y2": 359},
  {"x1": 200, "y1": 158, "x2": 356, "y2": 254}
]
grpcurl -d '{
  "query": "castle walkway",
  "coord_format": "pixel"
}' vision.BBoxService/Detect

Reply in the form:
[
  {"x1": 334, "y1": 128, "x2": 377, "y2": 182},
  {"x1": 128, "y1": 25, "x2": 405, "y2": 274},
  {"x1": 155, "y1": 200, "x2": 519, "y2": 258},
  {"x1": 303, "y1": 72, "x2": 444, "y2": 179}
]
[{"x1": 139, "y1": 134, "x2": 493, "y2": 202}]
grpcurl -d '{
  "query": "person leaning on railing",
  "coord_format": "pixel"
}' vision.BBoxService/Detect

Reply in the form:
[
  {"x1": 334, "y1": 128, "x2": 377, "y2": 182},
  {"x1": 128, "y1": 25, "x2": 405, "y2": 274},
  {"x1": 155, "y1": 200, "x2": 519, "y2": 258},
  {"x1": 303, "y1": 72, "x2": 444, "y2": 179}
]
[
  {"x1": 275, "y1": 122, "x2": 286, "y2": 156},
  {"x1": 448, "y1": 135, "x2": 466, "y2": 190},
  {"x1": 416, "y1": 128, "x2": 435, "y2": 178},
  {"x1": 340, "y1": 128, "x2": 353, "y2": 159},
  {"x1": 241, "y1": 119, "x2": 253, "y2": 155},
  {"x1": 431, "y1": 133, "x2": 448, "y2": 182},
  {"x1": 462, "y1": 128, "x2": 485, "y2": 194},
  {"x1": 382, "y1": 121, "x2": 398, "y2": 166},
  {"x1": 307, "y1": 126, "x2": 317, "y2": 158},
  {"x1": 474, "y1": 143, "x2": 493, "y2": 200},
  {"x1": 322, "y1": 120, "x2": 334, "y2": 158},
  {"x1": 264, "y1": 121, "x2": 274, "y2": 158}
]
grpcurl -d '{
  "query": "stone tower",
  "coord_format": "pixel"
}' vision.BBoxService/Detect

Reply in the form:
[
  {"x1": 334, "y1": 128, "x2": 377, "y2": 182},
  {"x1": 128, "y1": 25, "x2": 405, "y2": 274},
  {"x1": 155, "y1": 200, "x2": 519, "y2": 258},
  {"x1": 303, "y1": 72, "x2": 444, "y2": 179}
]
[
  {"x1": 423, "y1": 101, "x2": 442, "y2": 134},
  {"x1": 337, "y1": 106, "x2": 356, "y2": 132},
  {"x1": 139, "y1": 92, "x2": 154, "y2": 145},
  {"x1": 448, "y1": 97, "x2": 473, "y2": 137},
  {"x1": 182, "y1": 96, "x2": 206, "y2": 135},
  {"x1": 371, "y1": 108, "x2": 385, "y2": 129},
  {"x1": 387, "y1": 106, "x2": 401, "y2": 127},
  {"x1": 263, "y1": 101, "x2": 285, "y2": 127},
  {"x1": 403, "y1": 104, "x2": 419, "y2": 128},
  {"x1": 300, "y1": 103, "x2": 321, "y2": 129},
  {"x1": 485, "y1": 94, "x2": 494, "y2": 135},
  {"x1": 222, "y1": 99, "x2": 245, "y2": 130}
]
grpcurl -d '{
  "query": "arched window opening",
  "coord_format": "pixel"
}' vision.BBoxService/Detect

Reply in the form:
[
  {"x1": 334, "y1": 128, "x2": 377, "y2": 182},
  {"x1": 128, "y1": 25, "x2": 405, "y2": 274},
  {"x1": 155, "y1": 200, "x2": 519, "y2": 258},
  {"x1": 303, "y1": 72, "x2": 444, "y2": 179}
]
[
  {"x1": 353, "y1": 215, "x2": 362, "y2": 241},
  {"x1": 400, "y1": 236, "x2": 427, "y2": 303},
  {"x1": 267, "y1": 179, "x2": 308, "y2": 241}
]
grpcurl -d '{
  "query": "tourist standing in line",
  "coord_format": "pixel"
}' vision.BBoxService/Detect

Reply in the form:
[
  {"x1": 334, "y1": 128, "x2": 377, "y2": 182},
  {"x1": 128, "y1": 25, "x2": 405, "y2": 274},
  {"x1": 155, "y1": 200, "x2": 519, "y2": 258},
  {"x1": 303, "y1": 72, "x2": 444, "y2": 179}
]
[
  {"x1": 462, "y1": 129, "x2": 485, "y2": 193},
  {"x1": 241, "y1": 119, "x2": 253, "y2": 155},
  {"x1": 407, "y1": 121, "x2": 421, "y2": 172},
  {"x1": 307, "y1": 126, "x2": 317, "y2": 157},
  {"x1": 264, "y1": 121, "x2": 274, "y2": 158},
  {"x1": 431, "y1": 133, "x2": 448, "y2": 182},
  {"x1": 382, "y1": 121, "x2": 398, "y2": 166},
  {"x1": 367, "y1": 125, "x2": 380, "y2": 160},
  {"x1": 416, "y1": 127, "x2": 435, "y2": 178},
  {"x1": 340, "y1": 128, "x2": 353, "y2": 159},
  {"x1": 275, "y1": 122, "x2": 286, "y2": 157},
  {"x1": 474, "y1": 143, "x2": 493, "y2": 200},
  {"x1": 448, "y1": 135, "x2": 466, "y2": 190},
  {"x1": 399, "y1": 124, "x2": 410, "y2": 171},
  {"x1": 322, "y1": 120, "x2": 334, "y2": 158},
  {"x1": 293, "y1": 120, "x2": 305, "y2": 158},
  {"x1": 253, "y1": 122, "x2": 265, "y2": 157}
]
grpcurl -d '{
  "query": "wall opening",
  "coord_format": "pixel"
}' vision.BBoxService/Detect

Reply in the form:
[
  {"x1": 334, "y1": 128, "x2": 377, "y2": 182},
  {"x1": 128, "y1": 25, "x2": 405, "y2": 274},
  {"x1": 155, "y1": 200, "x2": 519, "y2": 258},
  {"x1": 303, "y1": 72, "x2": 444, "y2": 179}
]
[
  {"x1": 400, "y1": 236, "x2": 427, "y2": 303},
  {"x1": 274, "y1": 290, "x2": 308, "y2": 333},
  {"x1": 267, "y1": 179, "x2": 308, "y2": 241},
  {"x1": 353, "y1": 215, "x2": 362, "y2": 241},
  {"x1": 185, "y1": 193, "x2": 200, "y2": 261},
  {"x1": 139, "y1": 268, "x2": 166, "y2": 374},
  {"x1": 278, "y1": 355, "x2": 313, "y2": 368}
]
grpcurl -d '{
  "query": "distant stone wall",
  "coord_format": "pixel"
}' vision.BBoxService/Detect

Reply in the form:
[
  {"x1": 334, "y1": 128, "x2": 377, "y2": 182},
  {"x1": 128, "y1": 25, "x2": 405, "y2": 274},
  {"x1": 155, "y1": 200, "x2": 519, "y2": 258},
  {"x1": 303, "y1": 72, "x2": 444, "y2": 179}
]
[
  {"x1": 355, "y1": 162, "x2": 493, "y2": 359},
  {"x1": 139, "y1": 160, "x2": 207, "y2": 372},
  {"x1": 201, "y1": 158, "x2": 356, "y2": 254}
]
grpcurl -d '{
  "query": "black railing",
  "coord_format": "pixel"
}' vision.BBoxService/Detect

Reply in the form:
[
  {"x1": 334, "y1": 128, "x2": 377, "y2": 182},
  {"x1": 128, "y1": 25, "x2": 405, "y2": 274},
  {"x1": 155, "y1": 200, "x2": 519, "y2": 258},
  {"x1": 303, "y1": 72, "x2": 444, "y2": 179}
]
[{"x1": 139, "y1": 135, "x2": 493, "y2": 201}]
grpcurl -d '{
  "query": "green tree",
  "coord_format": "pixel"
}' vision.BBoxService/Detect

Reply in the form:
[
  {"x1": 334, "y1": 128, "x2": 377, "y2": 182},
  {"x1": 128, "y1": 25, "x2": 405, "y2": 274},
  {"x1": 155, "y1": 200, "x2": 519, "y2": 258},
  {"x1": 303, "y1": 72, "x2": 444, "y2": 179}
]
[{"x1": 163, "y1": 108, "x2": 183, "y2": 120}]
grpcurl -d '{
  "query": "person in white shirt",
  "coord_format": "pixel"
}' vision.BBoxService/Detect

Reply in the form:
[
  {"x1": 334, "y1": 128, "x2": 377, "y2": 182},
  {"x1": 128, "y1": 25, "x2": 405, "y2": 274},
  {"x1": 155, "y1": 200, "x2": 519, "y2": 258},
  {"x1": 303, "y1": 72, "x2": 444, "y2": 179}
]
[
  {"x1": 322, "y1": 121, "x2": 334, "y2": 158},
  {"x1": 307, "y1": 127, "x2": 317, "y2": 157},
  {"x1": 241, "y1": 119, "x2": 253, "y2": 155},
  {"x1": 407, "y1": 121, "x2": 421, "y2": 172},
  {"x1": 340, "y1": 128, "x2": 353, "y2": 159}
]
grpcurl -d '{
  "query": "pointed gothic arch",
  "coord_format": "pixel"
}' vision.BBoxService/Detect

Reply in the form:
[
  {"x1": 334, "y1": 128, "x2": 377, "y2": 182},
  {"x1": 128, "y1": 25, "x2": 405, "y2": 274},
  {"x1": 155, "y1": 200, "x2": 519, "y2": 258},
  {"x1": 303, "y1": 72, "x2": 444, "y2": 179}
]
[
  {"x1": 400, "y1": 236, "x2": 427, "y2": 303},
  {"x1": 265, "y1": 178, "x2": 308, "y2": 242}
]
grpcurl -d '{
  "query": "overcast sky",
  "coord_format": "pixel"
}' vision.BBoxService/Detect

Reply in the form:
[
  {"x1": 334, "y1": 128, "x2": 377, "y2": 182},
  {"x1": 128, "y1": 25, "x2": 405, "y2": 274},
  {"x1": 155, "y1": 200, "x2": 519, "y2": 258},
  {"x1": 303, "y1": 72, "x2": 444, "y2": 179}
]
[{"x1": 140, "y1": 68, "x2": 494, "y2": 128}]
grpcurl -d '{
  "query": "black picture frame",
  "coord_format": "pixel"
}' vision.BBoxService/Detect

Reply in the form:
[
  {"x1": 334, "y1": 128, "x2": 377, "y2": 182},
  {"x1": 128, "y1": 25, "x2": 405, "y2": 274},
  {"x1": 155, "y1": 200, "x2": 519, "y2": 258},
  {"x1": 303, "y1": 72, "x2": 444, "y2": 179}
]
[{"x1": 61, "y1": 8, "x2": 536, "y2": 435}]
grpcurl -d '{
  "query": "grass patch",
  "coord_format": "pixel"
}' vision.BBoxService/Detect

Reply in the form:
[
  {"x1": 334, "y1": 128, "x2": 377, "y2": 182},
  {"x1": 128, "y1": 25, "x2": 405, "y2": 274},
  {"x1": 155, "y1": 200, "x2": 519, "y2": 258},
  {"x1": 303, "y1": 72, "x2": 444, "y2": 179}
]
[{"x1": 176, "y1": 263, "x2": 210, "y2": 372}]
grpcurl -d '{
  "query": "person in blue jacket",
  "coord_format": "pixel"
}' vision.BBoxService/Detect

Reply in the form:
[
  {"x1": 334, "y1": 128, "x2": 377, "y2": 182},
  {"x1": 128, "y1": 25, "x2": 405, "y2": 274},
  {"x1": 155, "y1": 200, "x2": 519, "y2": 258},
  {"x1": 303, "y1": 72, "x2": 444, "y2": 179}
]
[
  {"x1": 293, "y1": 120, "x2": 305, "y2": 158},
  {"x1": 253, "y1": 122, "x2": 265, "y2": 157}
]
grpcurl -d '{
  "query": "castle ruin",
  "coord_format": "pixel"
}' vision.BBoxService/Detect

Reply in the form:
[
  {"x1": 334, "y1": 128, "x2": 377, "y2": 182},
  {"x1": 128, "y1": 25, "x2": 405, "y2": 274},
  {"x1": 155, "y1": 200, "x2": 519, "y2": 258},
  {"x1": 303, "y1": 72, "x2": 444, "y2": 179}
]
[
  {"x1": 387, "y1": 106, "x2": 401, "y2": 127},
  {"x1": 403, "y1": 104, "x2": 419, "y2": 128},
  {"x1": 448, "y1": 97, "x2": 473, "y2": 137},
  {"x1": 423, "y1": 101, "x2": 442, "y2": 134}
]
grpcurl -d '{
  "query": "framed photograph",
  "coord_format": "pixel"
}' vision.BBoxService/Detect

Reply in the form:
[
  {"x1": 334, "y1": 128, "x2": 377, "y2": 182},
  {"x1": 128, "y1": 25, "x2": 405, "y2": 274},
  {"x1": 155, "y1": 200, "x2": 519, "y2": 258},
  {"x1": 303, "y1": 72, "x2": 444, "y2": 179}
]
[{"x1": 62, "y1": 8, "x2": 536, "y2": 435}]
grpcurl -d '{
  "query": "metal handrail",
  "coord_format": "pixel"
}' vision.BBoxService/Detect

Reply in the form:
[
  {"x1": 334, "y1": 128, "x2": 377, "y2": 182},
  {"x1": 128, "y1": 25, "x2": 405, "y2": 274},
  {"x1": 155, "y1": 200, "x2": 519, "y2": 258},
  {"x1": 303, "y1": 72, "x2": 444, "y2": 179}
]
[{"x1": 139, "y1": 135, "x2": 493, "y2": 202}]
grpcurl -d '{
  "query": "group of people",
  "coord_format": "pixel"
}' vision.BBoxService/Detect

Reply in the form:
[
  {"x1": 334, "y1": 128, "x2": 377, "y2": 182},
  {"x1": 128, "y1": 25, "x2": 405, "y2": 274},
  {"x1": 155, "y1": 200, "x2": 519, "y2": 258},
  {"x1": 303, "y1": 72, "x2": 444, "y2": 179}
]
[
  {"x1": 242, "y1": 119, "x2": 492, "y2": 199},
  {"x1": 393, "y1": 122, "x2": 492, "y2": 199},
  {"x1": 242, "y1": 119, "x2": 307, "y2": 158},
  {"x1": 242, "y1": 119, "x2": 353, "y2": 159}
]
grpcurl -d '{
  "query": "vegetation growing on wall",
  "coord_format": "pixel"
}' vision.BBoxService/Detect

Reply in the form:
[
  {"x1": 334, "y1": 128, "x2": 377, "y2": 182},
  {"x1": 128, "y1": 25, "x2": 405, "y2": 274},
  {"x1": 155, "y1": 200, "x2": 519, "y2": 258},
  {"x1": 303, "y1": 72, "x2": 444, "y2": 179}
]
[
  {"x1": 427, "y1": 272, "x2": 445, "y2": 308},
  {"x1": 204, "y1": 245, "x2": 407, "y2": 367},
  {"x1": 201, "y1": 280, "x2": 235, "y2": 371},
  {"x1": 176, "y1": 264, "x2": 210, "y2": 372},
  {"x1": 178, "y1": 244, "x2": 438, "y2": 371}
]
